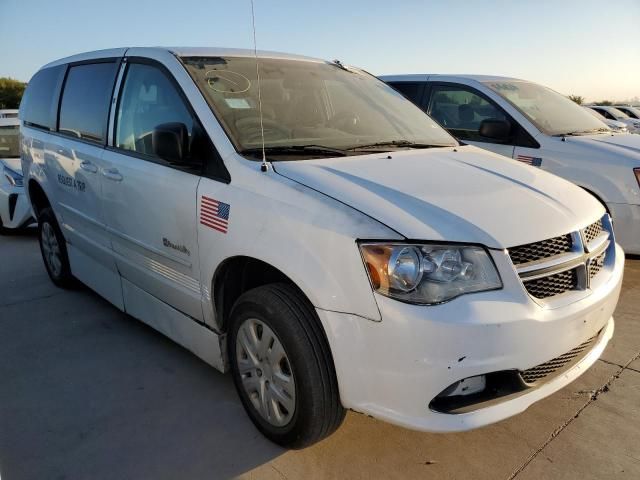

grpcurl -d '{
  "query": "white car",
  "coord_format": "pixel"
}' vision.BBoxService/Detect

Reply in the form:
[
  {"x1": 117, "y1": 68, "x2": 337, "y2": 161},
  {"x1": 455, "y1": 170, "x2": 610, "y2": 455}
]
[
  {"x1": 0, "y1": 117, "x2": 34, "y2": 232},
  {"x1": 21, "y1": 48, "x2": 623, "y2": 448},
  {"x1": 587, "y1": 105, "x2": 640, "y2": 133},
  {"x1": 0, "y1": 109, "x2": 19, "y2": 119},
  {"x1": 614, "y1": 105, "x2": 640, "y2": 120},
  {"x1": 382, "y1": 74, "x2": 640, "y2": 254},
  {"x1": 583, "y1": 106, "x2": 628, "y2": 133}
]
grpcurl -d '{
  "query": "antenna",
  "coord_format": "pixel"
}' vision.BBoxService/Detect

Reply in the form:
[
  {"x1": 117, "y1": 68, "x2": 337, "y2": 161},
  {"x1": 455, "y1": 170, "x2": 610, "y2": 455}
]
[{"x1": 250, "y1": 0, "x2": 268, "y2": 172}]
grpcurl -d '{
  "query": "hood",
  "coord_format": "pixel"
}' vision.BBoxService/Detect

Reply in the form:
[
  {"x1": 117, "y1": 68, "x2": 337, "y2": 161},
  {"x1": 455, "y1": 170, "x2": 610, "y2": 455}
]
[
  {"x1": 570, "y1": 132, "x2": 640, "y2": 160},
  {"x1": 273, "y1": 146, "x2": 603, "y2": 248}
]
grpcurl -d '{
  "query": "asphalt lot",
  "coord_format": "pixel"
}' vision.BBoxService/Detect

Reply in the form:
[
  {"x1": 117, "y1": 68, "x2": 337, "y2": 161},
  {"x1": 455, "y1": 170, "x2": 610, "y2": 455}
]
[{"x1": 1, "y1": 230, "x2": 639, "y2": 480}]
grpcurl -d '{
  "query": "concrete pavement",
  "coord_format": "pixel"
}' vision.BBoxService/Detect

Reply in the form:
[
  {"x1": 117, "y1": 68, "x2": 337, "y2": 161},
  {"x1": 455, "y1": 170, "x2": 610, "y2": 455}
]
[{"x1": 1, "y1": 230, "x2": 638, "y2": 480}]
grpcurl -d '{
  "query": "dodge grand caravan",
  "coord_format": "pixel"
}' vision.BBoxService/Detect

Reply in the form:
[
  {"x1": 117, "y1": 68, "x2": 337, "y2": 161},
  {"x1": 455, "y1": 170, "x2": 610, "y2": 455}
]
[
  {"x1": 382, "y1": 74, "x2": 640, "y2": 255},
  {"x1": 21, "y1": 48, "x2": 623, "y2": 448}
]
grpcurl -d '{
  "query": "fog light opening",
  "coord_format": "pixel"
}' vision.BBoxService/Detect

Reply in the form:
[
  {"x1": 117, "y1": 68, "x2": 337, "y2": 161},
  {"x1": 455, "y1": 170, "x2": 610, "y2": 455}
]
[{"x1": 438, "y1": 375, "x2": 487, "y2": 398}]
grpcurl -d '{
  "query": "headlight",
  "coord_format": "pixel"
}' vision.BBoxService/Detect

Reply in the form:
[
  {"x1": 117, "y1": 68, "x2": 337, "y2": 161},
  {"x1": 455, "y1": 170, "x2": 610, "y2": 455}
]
[
  {"x1": 3, "y1": 166, "x2": 23, "y2": 187},
  {"x1": 360, "y1": 243, "x2": 502, "y2": 304}
]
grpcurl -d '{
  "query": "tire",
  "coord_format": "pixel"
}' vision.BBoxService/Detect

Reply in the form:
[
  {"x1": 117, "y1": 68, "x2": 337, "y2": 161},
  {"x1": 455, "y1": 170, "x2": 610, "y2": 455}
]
[
  {"x1": 228, "y1": 283, "x2": 345, "y2": 448},
  {"x1": 38, "y1": 207, "x2": 75, "y2": 288}
]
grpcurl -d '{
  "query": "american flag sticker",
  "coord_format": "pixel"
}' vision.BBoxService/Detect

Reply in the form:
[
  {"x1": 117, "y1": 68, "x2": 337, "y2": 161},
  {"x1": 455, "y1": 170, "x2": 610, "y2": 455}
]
[
  {"x1": 516, "y1": 155, "x2": 543, "y2": 167},
  {"x1": 200, "y1": 196, "x2": 230, "y2": 234}
]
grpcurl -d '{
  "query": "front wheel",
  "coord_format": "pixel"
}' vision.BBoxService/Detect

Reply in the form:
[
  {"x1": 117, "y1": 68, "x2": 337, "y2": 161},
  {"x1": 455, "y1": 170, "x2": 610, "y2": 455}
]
[{"x1": 228, "y1": 283, "x2": 345, "y2": 448}]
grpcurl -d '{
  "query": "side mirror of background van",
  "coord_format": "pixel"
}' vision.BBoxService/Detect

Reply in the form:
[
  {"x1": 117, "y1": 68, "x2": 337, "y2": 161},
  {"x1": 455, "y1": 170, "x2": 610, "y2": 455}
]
[
  {"x1": 152, "y1": 122, "x2": 189, "y2": 164},
  {"x1": 479, "y1": 119, "x2": 512, "y2": 142}
]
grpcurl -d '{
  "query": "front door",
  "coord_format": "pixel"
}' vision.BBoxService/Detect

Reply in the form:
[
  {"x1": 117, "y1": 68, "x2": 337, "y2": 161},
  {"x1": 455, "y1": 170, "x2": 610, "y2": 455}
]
[
  {"x1": 425, "y1": 84, "x2": 515, "y2": 158},
  {"x1": 100, "y1": 60, "x2": 203, "y2": 320}
]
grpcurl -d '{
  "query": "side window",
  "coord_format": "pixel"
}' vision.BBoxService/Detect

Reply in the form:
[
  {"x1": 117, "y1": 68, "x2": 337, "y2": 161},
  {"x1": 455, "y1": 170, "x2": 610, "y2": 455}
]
[
  {"x1": 20, "y1": 66, "x2": 64, "y2": 130},
  {"x1": 59, "y1": 62, "x2": 119, "y2": 143},
  {"x1": 600, "y1": 110, "x2": 614, "y2": 120},
  {"x1": 115, "y1": 63, "x2": 195, "y2": 159},
  {"x1": 388, "y1": 82, "x2": 424, "y2": 104},
  {"x1": 428, "y1": 85, "x2": 508, "y2": 142}
]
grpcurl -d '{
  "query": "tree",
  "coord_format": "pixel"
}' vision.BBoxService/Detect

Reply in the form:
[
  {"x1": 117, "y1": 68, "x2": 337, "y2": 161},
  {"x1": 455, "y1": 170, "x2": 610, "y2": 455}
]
[
  {"x1": 568, "y1": 95, "x2": 584, "y2": 105},
  {"x1": 0, "y1": 77, "x2": 26, "y2": 109},
  {"x1": 595, "y1": 100, "x2": 613, "y2": 106}
]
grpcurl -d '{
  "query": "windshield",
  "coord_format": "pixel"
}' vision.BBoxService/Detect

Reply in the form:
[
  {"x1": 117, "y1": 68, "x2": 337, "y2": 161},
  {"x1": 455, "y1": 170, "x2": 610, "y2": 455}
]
[
  {"x1": 182, "y1": 56, "x2": 457, "y2": 159},
  {"x1": 0, "y1": 125, "x2": 19, "y2": 158},
  {"x1": 485, "y1": 80, "x2": 608, "y2": 136}
]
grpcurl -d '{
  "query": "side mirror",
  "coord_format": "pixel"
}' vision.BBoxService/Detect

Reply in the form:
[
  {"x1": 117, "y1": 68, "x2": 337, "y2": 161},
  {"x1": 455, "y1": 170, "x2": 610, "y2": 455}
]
[
  {"x1": 152, "y1": 122, "x2": 189, "y2": 164},
  {"x1": 479, "y1": 119, "x2": 511, "y2": 141}
]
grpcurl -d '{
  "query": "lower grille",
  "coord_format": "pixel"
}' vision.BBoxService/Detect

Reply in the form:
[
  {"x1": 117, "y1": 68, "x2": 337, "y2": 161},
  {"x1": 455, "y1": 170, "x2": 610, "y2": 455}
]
[
  {"x1": 520, "y1": 333, "x2": 598, "y2": 384},
  {"x1": 523, "y1": 268, "x2": 578, "y2": 299}
]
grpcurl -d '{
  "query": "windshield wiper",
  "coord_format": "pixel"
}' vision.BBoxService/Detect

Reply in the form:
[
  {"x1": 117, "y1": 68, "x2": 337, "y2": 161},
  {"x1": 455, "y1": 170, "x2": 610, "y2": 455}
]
[
  {"x1": 554, "y1": 128, "x2": 610, "y2": 137},
  {"x1": 344, "y1": 140, "x2": 449, "y2": 151},
  {"x1": 240, "y1": 145, "x2": 348, "y2": 158}
]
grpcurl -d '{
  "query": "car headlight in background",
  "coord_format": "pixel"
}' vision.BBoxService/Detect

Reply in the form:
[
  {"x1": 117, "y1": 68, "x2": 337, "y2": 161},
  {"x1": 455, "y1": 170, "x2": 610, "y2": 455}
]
[
  {"x1": 3, "y1": 166, "x2": 23, "y2": 187},
  {"x1": 360, "y1": 243, "x2": 502, "y2": 305}
]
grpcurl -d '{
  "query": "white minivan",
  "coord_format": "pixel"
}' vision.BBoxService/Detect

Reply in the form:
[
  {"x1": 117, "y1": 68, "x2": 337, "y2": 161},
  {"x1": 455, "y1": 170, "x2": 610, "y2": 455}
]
[
  {"x1": 21, "y1": 48, "x2": 623, "y2": 448},
  {"x1": 381, "y1": 75, "x2": 640, "y2": 254}
]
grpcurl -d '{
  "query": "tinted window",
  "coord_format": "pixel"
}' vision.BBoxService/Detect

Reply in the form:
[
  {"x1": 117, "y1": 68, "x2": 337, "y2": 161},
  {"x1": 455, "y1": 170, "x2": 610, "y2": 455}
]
[
  {"x1": 428, "y1": 86, "x2": 507, "y2": 142},
  {"x1": 388, "y1": 82, "x2": 423, "y2": 104},
  {"x1": 59, "y1": 62, "x2": 118, "y2": 143},
  {"x1": 20, "y1": 66, "x2": 64, "y2": 130},
  {"x1": 116, "y1": 63, "x2": 196, "y2": 158}
]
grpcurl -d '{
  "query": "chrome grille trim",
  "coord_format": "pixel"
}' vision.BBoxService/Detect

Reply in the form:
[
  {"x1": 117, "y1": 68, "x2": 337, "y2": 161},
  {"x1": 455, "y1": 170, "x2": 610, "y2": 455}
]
[{"x1": 509, "y1": 216, "x2": 613, "y2": 300}]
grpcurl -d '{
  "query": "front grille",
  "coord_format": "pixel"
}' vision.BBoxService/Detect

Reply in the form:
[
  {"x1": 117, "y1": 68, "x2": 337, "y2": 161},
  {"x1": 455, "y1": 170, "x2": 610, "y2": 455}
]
[
  {"x1": 508, "y1": 234, "x2": 573, "y2": 265},
  {"x1": 583, "y1": 219, "x2": 603, "y2": 245},
  {"x1": 520, "y1": 333, "x2": 598, "y2": 384},
  {"x1": 589, "y1": 251, "x2": 606, "y2": 279},
  {"x1": 523, "y1": 268, "x2": 578, "y2": 299}
]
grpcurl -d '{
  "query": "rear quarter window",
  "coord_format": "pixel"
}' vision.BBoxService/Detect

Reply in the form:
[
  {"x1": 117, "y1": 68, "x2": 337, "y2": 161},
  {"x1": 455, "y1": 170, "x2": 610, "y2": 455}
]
[
  {"x1": 59, "y1": 62, "x2": 119, "y2": 143},
  {"x1": 20, "y1": 66, "x2": 65, "y2": 130}
]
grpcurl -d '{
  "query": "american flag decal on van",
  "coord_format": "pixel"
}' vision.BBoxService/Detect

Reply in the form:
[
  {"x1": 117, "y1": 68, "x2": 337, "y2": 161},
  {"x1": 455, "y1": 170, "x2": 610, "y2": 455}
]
[
  {"x1": 516, "y1": 155, "x2": 543, "y2": 167},
  {"x1": 200, "y1": 196, "x2": 230, "y2": 234}
]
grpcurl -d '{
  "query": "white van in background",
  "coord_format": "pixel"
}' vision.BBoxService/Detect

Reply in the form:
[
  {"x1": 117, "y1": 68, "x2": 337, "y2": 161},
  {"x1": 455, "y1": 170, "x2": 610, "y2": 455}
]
[
  {"x1": 586, "y1": 105, "x2": 640, "y2": 133},
  {"x1": 381, "y1": 74, "x2": 640, "y2": 254},
  {"x1": 583, "y1": 106, "x2": 628, "y2": 133}
]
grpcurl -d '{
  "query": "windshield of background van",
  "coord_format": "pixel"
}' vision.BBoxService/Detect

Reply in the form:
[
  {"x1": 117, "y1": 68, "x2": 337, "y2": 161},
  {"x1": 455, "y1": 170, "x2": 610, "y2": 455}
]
[
  {"x1": 0, "y1": 126, "x2": 19, "y2": 158},
  {"x1": 182, "y1": 56, "x2": 457, "y2": 159},
  {"x1": 485, "y1": 80, "x2": 609, "y2": 136}
]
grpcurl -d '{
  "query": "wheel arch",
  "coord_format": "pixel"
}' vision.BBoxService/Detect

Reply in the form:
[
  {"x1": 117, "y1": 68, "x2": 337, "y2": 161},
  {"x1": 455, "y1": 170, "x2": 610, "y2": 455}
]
[
  {"x1": 27, "y1": 179, "x2": 51, "y2": 219},
  {"x1": 212, "y1": 255, "x2": 316, "y2": 333}
]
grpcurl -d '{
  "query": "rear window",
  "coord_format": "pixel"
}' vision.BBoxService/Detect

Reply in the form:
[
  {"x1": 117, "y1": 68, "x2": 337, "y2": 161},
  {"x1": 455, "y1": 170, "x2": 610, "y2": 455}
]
[
  {"x1": 20, "y1": 66, "x2": 64, "y2": 130},
  {"x1": 59, "y1": 62, "x2": 118, "y2": 143}
]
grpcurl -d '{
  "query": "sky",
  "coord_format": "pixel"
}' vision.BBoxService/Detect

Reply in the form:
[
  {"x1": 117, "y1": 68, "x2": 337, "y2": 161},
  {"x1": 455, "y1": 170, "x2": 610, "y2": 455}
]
[{"x1": 1, "y1": 0, "x2": 639, "y2": 102}]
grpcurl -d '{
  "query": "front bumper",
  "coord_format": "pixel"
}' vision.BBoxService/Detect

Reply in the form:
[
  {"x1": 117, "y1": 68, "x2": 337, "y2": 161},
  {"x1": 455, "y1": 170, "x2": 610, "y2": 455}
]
[
  {"x1": 608, "y1": 202, "x2": 640, "y2": 255},
  {"x1": 0, "y1": 184, "x2": 34, "y2": 229},
  {"x1": 317, "y1": 244, "x2": 624, "y2": 433}
]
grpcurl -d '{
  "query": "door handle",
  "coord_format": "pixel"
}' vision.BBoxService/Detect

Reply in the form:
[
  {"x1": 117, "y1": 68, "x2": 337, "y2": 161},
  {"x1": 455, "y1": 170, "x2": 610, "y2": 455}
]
[
  {"x1": 79, "y1": 160, "x2": 98, "y2": 173},
  {"x1": 101, "y1": 167, "x2": 123, "y2": 182}
]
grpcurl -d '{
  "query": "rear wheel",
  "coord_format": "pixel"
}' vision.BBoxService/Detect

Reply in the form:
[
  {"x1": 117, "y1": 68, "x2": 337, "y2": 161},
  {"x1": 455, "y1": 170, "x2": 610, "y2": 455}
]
[
  {"x1": 228, "y1": 283, "x2": 345, "y2": 448},
  {"x1": 38, "y1": 207, "x2": 74, "y2": 288}
]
